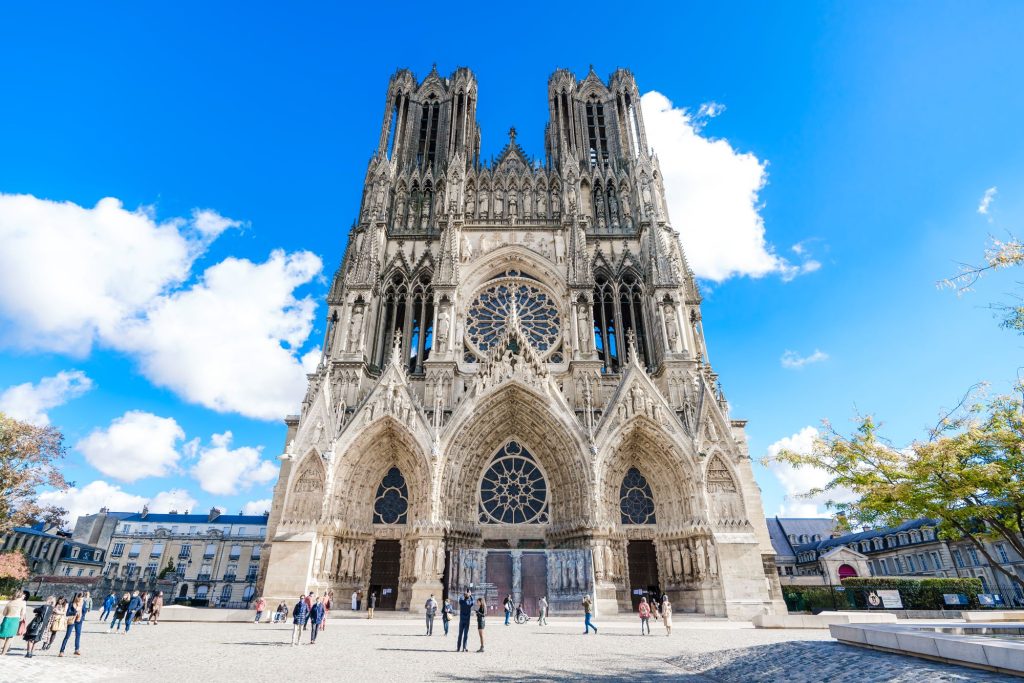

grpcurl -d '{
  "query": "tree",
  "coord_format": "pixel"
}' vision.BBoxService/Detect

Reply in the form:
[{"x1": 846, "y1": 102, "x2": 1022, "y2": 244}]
[
  {"x1": 0, "y1": 550, "x2": 30, "y2": 598},
  {"x1": 0, "y1": 413, "x2": 71, "y2": 535},
  {"x1": 158, "y1": 558, "x2": 176, "y2": 580},
  {"x1": 766, "y1": 387, "x2": 1024, "y2": 593},
  {"x1": 944, "y1": 235, "x2": 1024, "y2": 334}
]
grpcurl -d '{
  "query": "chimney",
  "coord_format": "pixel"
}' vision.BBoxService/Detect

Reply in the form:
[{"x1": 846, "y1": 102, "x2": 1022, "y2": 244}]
[
  {"x1": 208, "y1": 507, "x2": 221, "y2": 522},
  {"x1": 141, "y1": 505, "x2": 149, "y2": 519}
]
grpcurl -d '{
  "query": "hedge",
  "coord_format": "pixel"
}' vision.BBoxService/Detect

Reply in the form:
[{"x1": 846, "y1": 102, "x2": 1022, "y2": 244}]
[
  {"x1": 782, "y1": 586, "x2": 856, "y2": 613},
  {"x1": 840, "y1": 577, "x2": 983, "y2": 610}
]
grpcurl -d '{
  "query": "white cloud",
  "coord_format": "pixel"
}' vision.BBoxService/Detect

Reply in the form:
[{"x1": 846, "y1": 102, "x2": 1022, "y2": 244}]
[
  {"x1": 0, "y1": 370, "x2": 92, "y2": 425},
  {"x1": 76, "y1": 410, "x2": 185, "y2": 483},
  {"x1": 0, "y1": 194, "x2": 238, "y2": 355},
  {"x1": 0, "y1": 193, "x2": 319, "y2": 421},
  {"x1": 641, "y1": 92, "x2": 818, "y2": 282},
  {"x1": 242, "y1": 499, "x2": 273, "y2": 516},
  {"x1": 147, "y1": 489, "x2": 199, "y2": 514},
  {"x1": 780, "y1": 349, "x2": 829, "y2": 369},
  {"x1": 977, "y1": 186, "x2": 997, "y2": 215},
  {"x1": 190, "y1": 431, "x2": 278, "y2": 496},
  {"x1": 765, "y1": 426, "x2": 855, "y2": 517},
  {"x1": 113, "y1": 250, "x2": 322, "y2": 420},
  {"x1": 38, "y1": 480, "x2": 202, "y2": 527}
]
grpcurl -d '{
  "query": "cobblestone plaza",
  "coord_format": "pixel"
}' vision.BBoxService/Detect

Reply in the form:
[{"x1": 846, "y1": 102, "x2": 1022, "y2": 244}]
[{"x1": 1, "y1": 615, "x2": 1012, "y2": 682}]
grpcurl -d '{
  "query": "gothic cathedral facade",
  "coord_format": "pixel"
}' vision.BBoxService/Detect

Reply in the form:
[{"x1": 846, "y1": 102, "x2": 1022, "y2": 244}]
[{"x1": 259, "y1": 66, "x2": 785, "y2": 619}]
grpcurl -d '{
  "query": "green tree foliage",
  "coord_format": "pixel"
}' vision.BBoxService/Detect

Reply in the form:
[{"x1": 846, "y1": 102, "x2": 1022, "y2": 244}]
[
  {"x1": 158, "y1": 558, "x2": 176, "y2": 580},
  {"x1": 765, "y1": 388, "x2": 1024, "y2": 592},
  {"x1": 0, "y1": 413, "x2": 70, "y2": 535},
  {"x1": 944, "y1": 236, "x2": 1024, "y2": 334}
]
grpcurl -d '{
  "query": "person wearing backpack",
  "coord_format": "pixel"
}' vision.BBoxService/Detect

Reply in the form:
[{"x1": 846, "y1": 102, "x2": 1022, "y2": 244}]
[
  {"x1": 440, "y1": 598, "x2": 453, "y2": 636},
  {"x1": 638, "y1": 596, "x2": 651, "y2": 635},
  {"x1": 22, "y1": 596, "x2": 54, "y2": 658},
  {"x1": 424, "y1": 594, "x2": 438, "y2": 635}
]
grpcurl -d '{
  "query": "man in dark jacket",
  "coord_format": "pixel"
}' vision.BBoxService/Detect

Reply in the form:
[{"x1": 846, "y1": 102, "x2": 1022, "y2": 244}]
[
  {"x1": 456, "y1": 588, "x2": 474, "y2": 652},
  {"x1": 308, "y1": 597, "x2": 326, "y2": 644},
  {"x1": 125, "y1": 591, "x2": 143, "y2": 633},
  {"x1": 291, "y1": 595, "x2": 309, "y2": 646}
]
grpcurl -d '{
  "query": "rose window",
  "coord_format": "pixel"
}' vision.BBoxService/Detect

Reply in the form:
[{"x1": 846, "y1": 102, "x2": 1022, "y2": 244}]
[
  {"x1": 465, "y1": 279, "x2": 561, "y2": 359},
  {"x1": 478, "y1": 441, "x2": 549, "y2": 524},
  {"x1": 373, "y1": 467, "x2": 409, "y2": 524},
  {"x1": 619, "y1": 467, "x2": 656, "y2": 525}
]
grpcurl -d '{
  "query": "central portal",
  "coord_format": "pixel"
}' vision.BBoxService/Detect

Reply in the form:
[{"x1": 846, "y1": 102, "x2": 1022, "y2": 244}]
[
  {"x1": 369, "y1": 539, "x2": 401, "y2": 610},
  {"x1": 450, "y1": 548, "x2": 593, "y2": 615},
  {"x1": 626, "y1": 540, "x2": 661, "y2": 609}
]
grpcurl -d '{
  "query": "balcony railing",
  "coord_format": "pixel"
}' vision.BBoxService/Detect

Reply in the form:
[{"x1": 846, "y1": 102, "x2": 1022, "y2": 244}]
[
  {"x1": 223, "y1": 574, "x2": 236, "y2": 582},
  {"x1": 245, "y1": 573, "x2": 258, "y2": 583},
  {"x1": 228, "y1": 554, "x2": 240, "y2": 560},
  {"x1": 196, "y1": 573, "x2": 211, "y2": 581},
  {"x1": 128, "y1": 552, "x2": 140, "y2": 558},
  {"x1": 178, "y1": 553, "x2": 191, "y2": 560},
  {"x1": 203, "y1": 553, "x2": 215, "y2": 560}
]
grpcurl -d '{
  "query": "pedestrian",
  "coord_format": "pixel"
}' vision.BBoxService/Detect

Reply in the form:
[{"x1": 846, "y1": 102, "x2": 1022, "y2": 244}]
[
  {"x1": 82, "y1": 592, "x2": 92, "y2": 621},
  {"x1": 254, "y1": 596, "x2": 266, "y2": 623},
  {"x1": 455, "y1": 588, "x2": 473, "y2": 652},
  {"x1": 582, "y1": 594, "x2": 597, "y2": 634},
  {"x1": 503, "y1": 594, "x2": 513, "y2": 625},
  {"x1": 441, "y1": 598, "x2": 453, "y2": 636},
  {"x1": 322, "y1": 591, "x2": 332, "y2": 630},
  {"x1": 290, "y1": 595, "x2": 309, "y2": 646},
  {"x1": 275, "y1": 601, "x2": 288, "y2": 623},
  {"x1": 100, "y1": 592, "x2": 116, "y2": 621},
  {"x1": 149, "y1": 591, "x2": 163, "y2": 625},
  {"x1": 638, "y1": 597, "x2": 651, "y2": 635},
  {"x1": 537, "y1": 595, "x2": 548, "y2": 626},
  {"x1": 351, "y1": 590, "x2": 357, "y2": 611},
  {"x1": 424, "y1": 594, "x2": 437, "y2": 635},
  {"x1": 124, "y1": 591, "x2": 143, "y2": 633},
  {"x1": 22, "y1": 596, "x2": 54, "y2": 658},
  {"x1": 309, "y1": 597, "x2": 325, "y2": 644},
  {"x1": 108, "y1": 593, "x2": 130, "y2": 633},
  {"x1": 302, "y1": 592, "x2": 314, "y2": 630},
  {"x1": 660, "y1": 596, "x2": 672, "y2": 636},
  {"x1": 356, "y1": 590, "x2": 362, "y2": 611},
  {"x1": 45, "y1": 596, "x2": 68, "y2": 648},
  {"x1": 367, "y1": 592, "x2": 376, "y2": 619},
  {"x1": 475, "y1": 597, "x2": 486, "y2": 653},
  {"x1": 0, "y1": 589, "x2": 28, "y2": 655},
  {"x1": 58, "y1": 592, "x2": 84, "y2": 657}
]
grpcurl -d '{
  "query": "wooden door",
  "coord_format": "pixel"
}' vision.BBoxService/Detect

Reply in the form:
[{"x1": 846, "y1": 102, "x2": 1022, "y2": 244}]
[
  {"x1": 485, "y1": 551, "x2": 512, "y2": 617},
  {"x1": 626, "y1": 540, "x2": 660, "y2": 610},
  {"x1": 519, "y1": 552, "x2": 547, "y2": 616},
  {"x1": 369, "y1": 539, "x2": 401, "y2": 610}
]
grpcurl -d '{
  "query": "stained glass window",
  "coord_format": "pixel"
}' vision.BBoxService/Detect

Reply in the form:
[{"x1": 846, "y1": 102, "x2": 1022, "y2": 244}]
[
  {"x1": 374, "y1": 467, "x2": 409, "y2": 524},
  {"x1": 619, "y1": 467, "x2": 656, "y2": 524},
  {"x1": 479, "y1": 441, "x2": 549, "y2": 524},
  {"x1": 465, "y1": 279, "x2": 561, "y2": 359}
]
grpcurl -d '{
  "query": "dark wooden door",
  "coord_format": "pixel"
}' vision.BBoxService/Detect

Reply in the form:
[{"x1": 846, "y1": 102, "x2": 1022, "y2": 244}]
[
  {"x1": 519, "y1": 552, "x2": 547, "y2": 616},
  {"x1": 626, "y1": 540, "x2": 661, "y2": 610},
  {"x1": 485, "y1": 552, "x2": 512, "y2": 617},
  {"x1": 369, "y1": 539, "x2": 401, "y2": 610}
]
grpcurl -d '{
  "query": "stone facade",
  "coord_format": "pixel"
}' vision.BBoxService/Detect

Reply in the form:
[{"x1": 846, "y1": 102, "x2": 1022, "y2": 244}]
[{"x1": 259, "y1": 66, "x2": 785, "y2": 620}]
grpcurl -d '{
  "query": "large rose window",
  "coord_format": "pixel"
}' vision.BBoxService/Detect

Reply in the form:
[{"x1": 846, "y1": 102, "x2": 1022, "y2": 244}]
[
  {"x1": 478, "y1": 441, "x2": 549, "y2": 524},
  {"x1": 465, "y1": 279, "x2": 561, "y2": 359}
]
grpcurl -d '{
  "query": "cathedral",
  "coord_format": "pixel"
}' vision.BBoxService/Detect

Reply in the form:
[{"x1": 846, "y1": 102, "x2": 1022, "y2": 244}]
[{"x1": 258, "y1": 66, "x2": 785, "y2": 620}]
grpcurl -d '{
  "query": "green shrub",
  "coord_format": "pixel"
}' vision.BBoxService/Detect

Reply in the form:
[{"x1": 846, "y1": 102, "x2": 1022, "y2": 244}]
[
  {"x1": 840, "y1": 577, "x2": 983, "y2": 609},
  {"x1": 783, "y1": 586, "x2": 856, "y2": 613}
]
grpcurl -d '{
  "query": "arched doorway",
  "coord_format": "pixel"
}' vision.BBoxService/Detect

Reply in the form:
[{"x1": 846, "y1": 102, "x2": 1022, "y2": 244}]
[{"x1": 838, "y1": 564, "x2": 858, "y2": 580}]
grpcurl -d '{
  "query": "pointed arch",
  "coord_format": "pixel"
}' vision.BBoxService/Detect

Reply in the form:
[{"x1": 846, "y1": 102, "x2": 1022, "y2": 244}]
[{"x1": 285, "y1": 451, "x2": 326, "y2": 523}]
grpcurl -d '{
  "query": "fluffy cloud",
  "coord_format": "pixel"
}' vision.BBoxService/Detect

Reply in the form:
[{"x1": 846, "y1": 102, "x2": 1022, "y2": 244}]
[
  {"x1": 147, "y1": 488, "x2": 199, "y2": 514},
  {"x1": 0, "y1": 370, "x2": 92, "y2": 425},
  {"x1": 0, "y1": 193, "x2": 321, "y2": 421},
  {"x1": 242, "y1": 499, "x2": 273, "y2": 516},
  {"x1": 115, "y1": 250, "x2": 321, "y2": 420},
  {"x1": 76, "y1": 410, "x2": 185, "y2": 482},
  {"x1": 780, "y1": 349, "x2": 829, "y2": 369},
  {"x1": 977, "y1": 186, "x2": 997, "y2": 215},
  {"x1": 38, "y1": 481, "x2": 202, "y2": 527},
  {"x1": 0, "y1": 194, "x2": 238, "y2": 355},
  {"x1": 190, "y1": 431, "x2": 278, "y2": 496},
  {"x1": 641, "y1": 92, "x2": 819, "y2": 282},
  {"x1": 765, "y1": 426, "x2": 855, "y2": 517}
]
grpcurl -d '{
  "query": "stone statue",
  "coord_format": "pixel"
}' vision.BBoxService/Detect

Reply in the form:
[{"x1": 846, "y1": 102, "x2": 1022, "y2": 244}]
[
  {"x1": 664, "y1": 306, "x2": 679, "y2": 352},
  {"x1": 347, "y1": 308, "x2": 364, "y2": 352},
  {"x1": 436, "y1": 308, "x2": 451, "y2": 349},
  {"x1": 461, "y1": 235, "x2": 473, "y2": 262},
  {"x1": 508, "y1": 191, "x2": 518, "y2": 220},
  {"x1": 479, "y1": 188, "x2": 489, "y2": 216},
  {"x1": 537, "y1": 191, "x2": 547, "y2": 218},
  {"x1": 576, "y1": 304, "x2": 591, "y2": 352},
  {"x1": 394, "y1": 188, "x2": 407, "y2": 225},
  {"x1": 466, "y1": 189, "x2": 476, "y2": 217},
  {"x1": 494, "y1": 189, "x2": 504, "y2": 218}
]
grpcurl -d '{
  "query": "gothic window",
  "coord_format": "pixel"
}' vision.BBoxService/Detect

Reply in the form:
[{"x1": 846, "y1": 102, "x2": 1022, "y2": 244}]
[
  {"x1": 375, "y1": 273, "x2": 433, "y2": 371},
  {"x1": 376, "y1": 274, "x2": 408, "y2": 367},
  {"x1": 591, "y1": 272, "x2": 649, "y2": 373},
  {"x1": 593, "y1": 275, "x2": 618, "y2": 371},
  {"x1": 408, "y1": 275, "x2": 434, "y2": 373},
  {"x1": 619, "y1": 467, "x2": 656, "y2": 525},
  {"x1": 585, "y1": 98, "x2": 609, "y2": 166},
  {"x1": 478, "y1": 441, "x2": 549, "y2": 524},
  {"x1": 373, "y1": 467, "x2": 409, "y2": 525},
  {"x1": 464, "y1": 279, "x2": 561, "y2": 360}
]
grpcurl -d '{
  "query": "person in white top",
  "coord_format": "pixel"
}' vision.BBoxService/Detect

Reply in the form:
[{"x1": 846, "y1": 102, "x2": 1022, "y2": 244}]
[{"x1": 351, "y1": 591, "x2": 358, "y2": 611}]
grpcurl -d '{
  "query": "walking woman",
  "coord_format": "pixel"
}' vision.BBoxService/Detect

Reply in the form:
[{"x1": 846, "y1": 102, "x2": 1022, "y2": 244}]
[
  {"x1": 638, "y1": 596, "x2": 651, "y2": 635},
  {"x1": 660, "y1": 595, "x2": 673, "y2": 636},
  {"x1": 44, "y1": 595, "x2": 67, "y2": 649},
  {"x1": 109, "y1": 593, "x2": 130, "y2": 632},
  {"x1": 58, "y1": 592, "x2": 84, "y2": 657},
  {"x1": 0, "y1": 589, "x2": 28, "y2": 655},
  {"x1": 474, "y1": 597, "x2": 486, "y2": 652},
  {"x1": 581, "y1": 595, "x2": 597, "y2": 634},
  {"x1": 148, "y1": 591, "x2": 163, "y2": 625},
  {"x1": 441, "y1": 598, "x2": 453, "y2": 636},
  {"x1": 23, "y1": 596, "x2": 54, "y2": 658}
]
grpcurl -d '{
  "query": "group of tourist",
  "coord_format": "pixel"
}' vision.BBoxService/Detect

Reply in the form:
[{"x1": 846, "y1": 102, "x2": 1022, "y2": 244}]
[
  {"x1": 637, "y1": 595, "x2": 673, "y2": 635},
  {"x1": 285, "y1": 591, "x2": 333, "y2": 645},
  {"x1": 349, "y1": 589, "x2": 378, "y2": 617},
  {"x1": 1, "y1": 589, "x2": 94, "y2": 658},
  {"x1": 103, "y1": 590, "x2": 164, "y2": 631}
]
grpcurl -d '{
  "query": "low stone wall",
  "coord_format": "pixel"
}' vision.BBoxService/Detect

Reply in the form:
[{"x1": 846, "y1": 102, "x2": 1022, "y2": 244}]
[
  {"x1": 754, "y1": 611, "x2": 897, "y2": 629},
  {"x1": 962, "y1": 610, "x2": 1024, "y2": 622}
]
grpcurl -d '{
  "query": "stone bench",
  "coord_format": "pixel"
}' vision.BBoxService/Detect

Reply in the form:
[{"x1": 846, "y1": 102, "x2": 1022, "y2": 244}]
[
  {"x1": 753, "y1": 611, "x2": 898, "y2": 629},
  {"x1": 962, "y1": 611, "x2": 1024, "y2": 623}
]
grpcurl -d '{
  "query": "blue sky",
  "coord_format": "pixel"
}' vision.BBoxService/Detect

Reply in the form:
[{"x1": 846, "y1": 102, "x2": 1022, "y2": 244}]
[{"x1": 0, "y1": 2, "x2": 1022, "y2": 523}]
